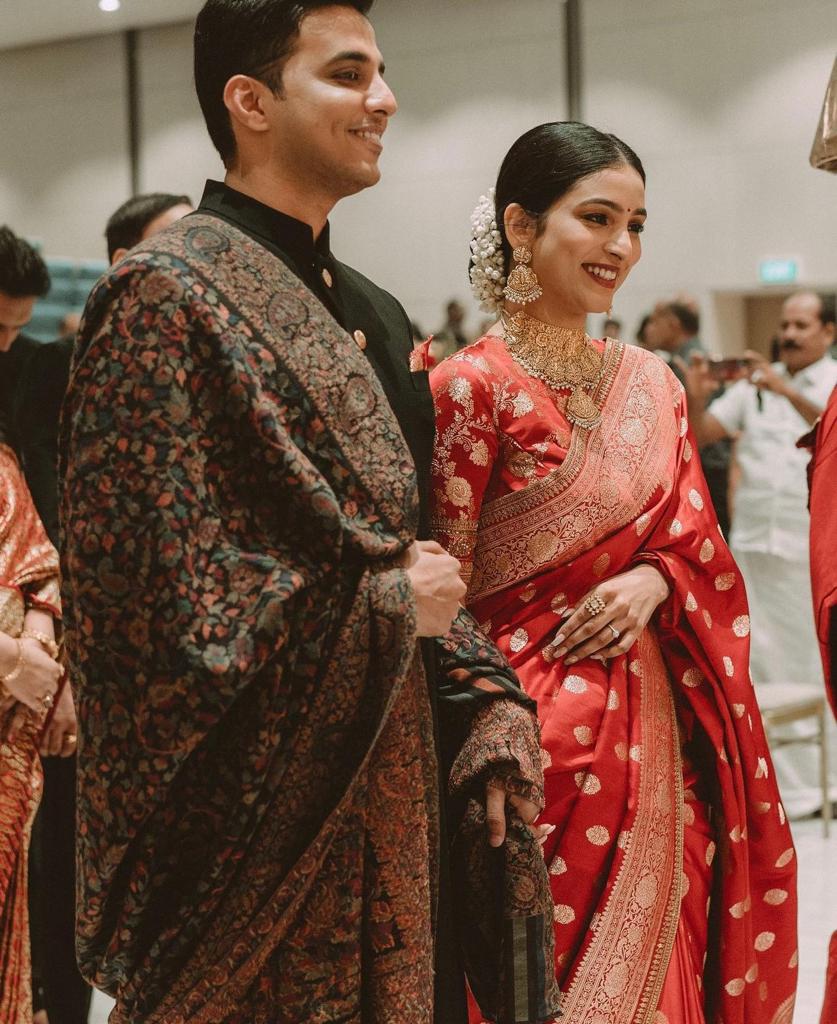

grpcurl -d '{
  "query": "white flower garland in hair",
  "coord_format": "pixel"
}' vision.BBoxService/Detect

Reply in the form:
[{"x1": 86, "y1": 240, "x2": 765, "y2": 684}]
[{"x1": 468, "y1": 187, "x2": 506, "y2": 313}]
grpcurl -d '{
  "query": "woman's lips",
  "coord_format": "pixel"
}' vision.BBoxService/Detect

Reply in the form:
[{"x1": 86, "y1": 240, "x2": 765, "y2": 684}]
[{"x1": 582, "y1": 263, "x2": 618, "y2": 290}]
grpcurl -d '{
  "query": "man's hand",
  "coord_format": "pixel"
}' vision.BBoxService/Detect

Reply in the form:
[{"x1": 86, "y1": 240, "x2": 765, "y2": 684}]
[
  {"x1": 39, "y1": 681, "x2": 78, "y2": 758},
  {"x1": 403, "y1": 540, "x2": 466, "y2": 637},
  {"x1": 743, "y1": 350, "x2": 788, "y2": 395},
  {"x1": 485, "y1": 782, "x2": 542, "y2": 847},
  {"x1": 675, "y1": 352, "x2": 719, "y2": 412}
]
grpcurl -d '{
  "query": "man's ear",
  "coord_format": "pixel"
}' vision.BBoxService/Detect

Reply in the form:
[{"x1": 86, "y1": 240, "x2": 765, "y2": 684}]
[
  {"x1": 110, "y1": 247, "x2": 128, "y2": 265},
  {"x1": 223, "y1": 74, "x2": 273, "y2": 137},
  {"x1": 503, "y1": 202, "x2": 537, "y2": 250}
]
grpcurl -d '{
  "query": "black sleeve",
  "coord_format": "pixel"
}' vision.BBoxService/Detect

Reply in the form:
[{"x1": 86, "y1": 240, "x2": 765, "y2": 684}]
[{"x1": 18, "y1": 338, "x2": 73, "y2": 546}]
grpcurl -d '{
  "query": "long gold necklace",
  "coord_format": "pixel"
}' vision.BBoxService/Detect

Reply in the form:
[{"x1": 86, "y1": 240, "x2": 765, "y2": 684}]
[{"x1": 502, "y1": 309, "x2": 604, "y2": 429}]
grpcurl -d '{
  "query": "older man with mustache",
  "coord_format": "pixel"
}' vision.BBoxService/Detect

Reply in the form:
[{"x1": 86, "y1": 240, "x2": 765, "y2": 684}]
[{"x1": 685, "y1": 290, "x2": 837, "y2": 818}]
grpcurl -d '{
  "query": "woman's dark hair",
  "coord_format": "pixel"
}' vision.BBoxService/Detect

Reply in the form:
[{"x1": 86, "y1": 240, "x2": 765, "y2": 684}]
[
  {"x1": 194, "y1": 0, "x2": 374, "y2": 167},
  {"x1": 493, "y1": 121, "x2": 646, "y2": 275}
]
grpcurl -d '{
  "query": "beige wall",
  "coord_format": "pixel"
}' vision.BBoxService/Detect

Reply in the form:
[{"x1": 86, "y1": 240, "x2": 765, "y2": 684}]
[
  {"x1": 0, "y1": 33, "x2": 132, "y2": 262},
  {"x1": 582, "y1": 0, "x2": 837, "y2": 350},
  {"x1": 0, "y1": 0, "x2": 834, "y2": 347}
]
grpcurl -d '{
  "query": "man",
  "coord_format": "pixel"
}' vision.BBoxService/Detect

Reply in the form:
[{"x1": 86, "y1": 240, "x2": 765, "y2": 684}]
[
  {"x1": 431, "y1": 298, "x2": 468, "y2": 361},
  {"x1": 21, "y1": 192, "x2": 195, "y2": 542},
  {"x1": 60, "y1": 4, "x2": 543, "y2": 1023},
  {"x1": 0, "y1": 226, "x2": 50, "y2": 453},
  {"x1": 650, "y1": 299, "x2": 733, "y2": 535},
  {"x1": 105, "y1": 192, "x2": 194, "y2": 264},
  {"x1": 17, "y1": 193, "x2": 194, "y2": 1024},
  {"x1": 686, "y1": 289, "x2": 837, "y2": 816}
]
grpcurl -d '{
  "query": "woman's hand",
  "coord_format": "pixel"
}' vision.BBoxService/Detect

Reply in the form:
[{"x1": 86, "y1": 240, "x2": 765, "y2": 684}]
[
  {"x1": 0, "y1": 637, "x2": 62, "y2": 716},
  {"x1": 543, "y1": 565, "x2": 670, "y2": 665},
  {"x1": 39, "y1": 681, "x2": 78, "y2": 758}
]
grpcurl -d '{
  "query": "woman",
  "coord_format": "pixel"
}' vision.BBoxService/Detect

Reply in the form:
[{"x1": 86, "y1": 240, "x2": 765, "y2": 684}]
[
  {"x1": 430, "y1": 122, "x2": 797, "y2": 1023},
  {"x1": 0, "y1": 419, "x2": 64, "y2": 1023}
]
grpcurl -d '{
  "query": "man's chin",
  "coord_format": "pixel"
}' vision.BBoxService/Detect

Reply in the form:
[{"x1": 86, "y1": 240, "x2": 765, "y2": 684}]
[{"x1": 340, "y1": 163, "x2": 382, "y2": 197}]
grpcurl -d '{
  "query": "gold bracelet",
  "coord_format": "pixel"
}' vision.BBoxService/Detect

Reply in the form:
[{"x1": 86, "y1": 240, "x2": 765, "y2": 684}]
[
  {"x1": 0, "y1": 638, "x2": 25, "y2": 688},
  {"x1": 20, "y1": 629, "x2": 60, "y2": 660}
]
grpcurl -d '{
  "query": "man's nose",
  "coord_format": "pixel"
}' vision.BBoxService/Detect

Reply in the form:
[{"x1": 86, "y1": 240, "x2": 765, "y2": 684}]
[{"x1": 368, "y1": 74, "x2": 397, "y2": 117}]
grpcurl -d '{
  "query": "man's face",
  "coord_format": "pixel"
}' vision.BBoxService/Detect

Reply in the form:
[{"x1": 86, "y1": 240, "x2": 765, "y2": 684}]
[
  {"x1": 258, "y1": 6, "x2": 397, "y2": 202},
  {"x1": 778, "y1": 293, "x2": 834, "y2": 374},
  {"x1": 0, "y1": 292, "x2": 36, "y2": 352}
]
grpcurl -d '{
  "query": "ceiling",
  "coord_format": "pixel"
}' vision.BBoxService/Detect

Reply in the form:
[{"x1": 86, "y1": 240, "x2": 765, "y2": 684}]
[{"x1": 0, "y1": 0, "x2": 201, "y2": 51}]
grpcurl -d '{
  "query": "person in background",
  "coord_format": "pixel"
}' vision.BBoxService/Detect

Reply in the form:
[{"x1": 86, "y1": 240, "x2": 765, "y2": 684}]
[
  {"x1": 633, "y1": 311, "x2": 653, "y2": 349},
  {"x1": 18, "y1": 193, "x2": 193, "y2": 1024},
  {"x1": 0, "y1": 228, "x2": 51, "y2": 454},
  {"x1": 0, "y1": 416, "x2": 63, "y2": 1024},
  {"x1": 602, "y1": 314, "x2": 621, "y2": 338},
  {"x1": 649, "y1": 300, "x2": 733, "y2": 536},
  {"x1": 801, "y1": 383, "x2": 837, "y2": 1023},
  {"x1": 60, "y1": 3, "x2": 542, "y2": 1022},
  {"x1": 685, "y1": 290, "x2": 837, "y2": 817},
  {"x1": 104, "y1": 192, "x2": 194, "y2": 264},
  {"x1": 431, "y1": 297, "x2": 469, "y2": 362}
]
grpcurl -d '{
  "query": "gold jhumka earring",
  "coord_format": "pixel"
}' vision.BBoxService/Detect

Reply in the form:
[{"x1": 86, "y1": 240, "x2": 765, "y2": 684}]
[{"x1": 503, "y1": 246, "x2": 543, "y2": 305}]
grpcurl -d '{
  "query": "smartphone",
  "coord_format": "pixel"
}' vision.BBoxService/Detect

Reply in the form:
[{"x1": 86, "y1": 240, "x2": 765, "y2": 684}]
[{"x1": 707, "y1": 356, "x2": 752, "y2": 381}]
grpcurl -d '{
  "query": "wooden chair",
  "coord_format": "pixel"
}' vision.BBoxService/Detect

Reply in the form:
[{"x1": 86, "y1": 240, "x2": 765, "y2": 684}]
[{"x1": 758, "y1": 682, "x2": 831, "y2": 837}]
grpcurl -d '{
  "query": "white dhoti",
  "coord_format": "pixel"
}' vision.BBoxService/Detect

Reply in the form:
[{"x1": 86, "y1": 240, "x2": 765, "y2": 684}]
[{"x1": 733, "y1": 547, "x2": 837, "y2": 817}]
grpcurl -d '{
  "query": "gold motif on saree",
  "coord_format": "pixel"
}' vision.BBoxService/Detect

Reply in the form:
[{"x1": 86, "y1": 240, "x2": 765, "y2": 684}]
[
  {"x1": 469, "y1": 345, "x2": 676, "y2": 601},
  {"x1": 557, "y1": 630, "x2": 683, "y2": 1024}
]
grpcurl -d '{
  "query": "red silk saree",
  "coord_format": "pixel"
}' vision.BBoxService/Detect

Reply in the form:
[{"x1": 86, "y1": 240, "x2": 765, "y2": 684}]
[
  {"x1": 0, "y1": 442, "x2": 60, "y2": 1024},
  {"x1": 431, "y1": 335, "x2": 797, "y2": 1024}
]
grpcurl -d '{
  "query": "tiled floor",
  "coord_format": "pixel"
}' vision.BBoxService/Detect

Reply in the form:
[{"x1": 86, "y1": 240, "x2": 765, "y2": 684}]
[{"x1": 89, "y1": 817, "x2": 836, "y2": 1024}]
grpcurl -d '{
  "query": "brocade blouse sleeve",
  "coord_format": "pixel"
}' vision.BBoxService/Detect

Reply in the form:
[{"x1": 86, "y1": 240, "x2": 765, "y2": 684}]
[{"x1": 429, "y1": 357, "x2": 499, "y2": 586}]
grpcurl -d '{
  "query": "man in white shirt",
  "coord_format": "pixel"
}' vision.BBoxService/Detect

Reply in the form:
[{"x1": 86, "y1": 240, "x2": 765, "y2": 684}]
[{"x1": 685, "y1": 290, "x2": 837, "y2": 816}]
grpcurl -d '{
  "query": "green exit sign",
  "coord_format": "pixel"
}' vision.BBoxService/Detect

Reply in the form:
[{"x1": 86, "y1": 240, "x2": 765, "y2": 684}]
[{"x1": 759, "y1": 258, "x2": 799, "y2": 285}]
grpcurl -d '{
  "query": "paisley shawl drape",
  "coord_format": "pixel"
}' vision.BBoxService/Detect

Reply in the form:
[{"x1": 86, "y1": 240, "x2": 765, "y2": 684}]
[
  {"x1": 0, "y1": 441, "x2": 60, "y2": 1024},
  {"x1": 60, "y1": 217, "x2": 439, "y2": 1024},
  {"x1": 430, "y1": 336, "x2": 797, "y2": 1024}
]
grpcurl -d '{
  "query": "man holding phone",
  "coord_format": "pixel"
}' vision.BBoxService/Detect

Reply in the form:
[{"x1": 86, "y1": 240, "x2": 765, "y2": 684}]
[{"x1": 685, "y1": 290, "x2": 837, "y2": 817}]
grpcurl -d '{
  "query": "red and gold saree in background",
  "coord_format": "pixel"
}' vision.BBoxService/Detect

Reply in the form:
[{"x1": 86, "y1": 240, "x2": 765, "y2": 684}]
[
  {"x1": 430, "y1": 335, "x2": 797, "y2": 1024},
  {"x1": 0, "y1": 442, "x2": 60, "y2": 1024}
]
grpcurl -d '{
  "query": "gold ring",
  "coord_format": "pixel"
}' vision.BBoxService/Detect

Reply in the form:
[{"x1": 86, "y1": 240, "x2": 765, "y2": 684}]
[
  {"x1": 584, "y1": 594, "x2": 607, "y2": 617},
  {"x1": 65, "y1": 734, "x2": 78, "y2": 744},
  {"x1": 609, "y1": 624, "x2": 621, "y2": 641}
]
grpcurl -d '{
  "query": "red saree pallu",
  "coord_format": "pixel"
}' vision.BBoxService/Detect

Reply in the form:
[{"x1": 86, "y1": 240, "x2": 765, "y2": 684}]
[
  {"x1": 431, "y1": 336, "x2": 797, "y2": 1024},
  {"x1": 0, "y1": 443, "x2": 61, "y2": 1024},
  {"x1": 803, "y1": 385, "x2": 837, "y2": 713},
  {"x1": 60, "y1": 217, "x2": 438, "y2": 1024}
]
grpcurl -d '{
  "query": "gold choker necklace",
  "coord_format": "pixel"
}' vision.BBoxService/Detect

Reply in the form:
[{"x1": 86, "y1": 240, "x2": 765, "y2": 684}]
[{"x1": 502, "y1": 310, "x2": 604, "y2": 428}]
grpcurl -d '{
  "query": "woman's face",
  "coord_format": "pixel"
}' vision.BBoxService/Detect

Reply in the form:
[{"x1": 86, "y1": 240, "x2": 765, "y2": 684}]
[{"x1": 508, "y1": 163, "x2": 647, "y2": 324}]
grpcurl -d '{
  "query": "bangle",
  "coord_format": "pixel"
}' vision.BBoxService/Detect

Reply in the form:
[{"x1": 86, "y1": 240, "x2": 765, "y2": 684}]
[
  {"x1": 20, "y1": 629, "x2": 59, "y2": 660},
  {"x1": 0, "y1": 638, "x2": 25, "y2": 689}
]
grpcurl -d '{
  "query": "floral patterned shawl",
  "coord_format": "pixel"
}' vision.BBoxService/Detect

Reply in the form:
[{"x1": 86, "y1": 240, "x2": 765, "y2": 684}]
[{"x1": 60, "y1": 217, "x2": 439, "y2": 1024}]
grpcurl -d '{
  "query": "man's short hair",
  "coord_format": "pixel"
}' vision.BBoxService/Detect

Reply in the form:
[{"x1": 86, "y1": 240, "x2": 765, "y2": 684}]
[
  {"x1": 105, "y1": 193, "x2": 193, "y2": 261},
  {"x1": 194, "y1": 0, "x2": 374, "y2": 167},
  {"x1": 665, "y1": 302, "x2": 700, "y2": 338},
  {"x1": 815, "y1": 292, "x2": 836, "y2": 328},
  {"x1": 0, "y1": 226, "x2": 50, "y2": 298}
]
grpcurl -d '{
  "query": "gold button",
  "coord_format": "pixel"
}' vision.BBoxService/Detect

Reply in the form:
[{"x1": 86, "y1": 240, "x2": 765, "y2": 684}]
[
  {"x1": 353, "y1": 329, "x2": 367, "y2": 350},
  {"x1": 321, "y1": 267, "x2": 333, "y2": 288}
]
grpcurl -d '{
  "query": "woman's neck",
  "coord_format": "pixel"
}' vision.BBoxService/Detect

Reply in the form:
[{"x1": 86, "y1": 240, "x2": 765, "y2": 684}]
[{"x1": 503, "y1": 300, "x2": 586, "y2": 331}]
